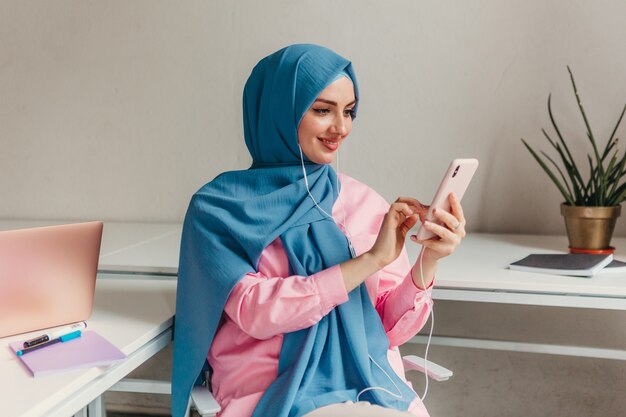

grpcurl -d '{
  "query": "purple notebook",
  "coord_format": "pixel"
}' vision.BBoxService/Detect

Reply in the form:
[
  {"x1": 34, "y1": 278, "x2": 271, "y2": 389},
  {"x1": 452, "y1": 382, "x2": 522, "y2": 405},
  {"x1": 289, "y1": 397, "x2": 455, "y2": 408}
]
[{"x1": 9, "y1": 330, "x2": 126, "y2": 377}]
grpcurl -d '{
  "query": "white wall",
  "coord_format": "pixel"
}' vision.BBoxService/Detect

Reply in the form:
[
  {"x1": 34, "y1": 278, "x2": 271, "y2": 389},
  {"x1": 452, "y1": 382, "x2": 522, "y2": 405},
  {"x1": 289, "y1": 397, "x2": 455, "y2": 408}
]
[{"x1": 2, "y1": 0, "x2": 626, "y2": 237}]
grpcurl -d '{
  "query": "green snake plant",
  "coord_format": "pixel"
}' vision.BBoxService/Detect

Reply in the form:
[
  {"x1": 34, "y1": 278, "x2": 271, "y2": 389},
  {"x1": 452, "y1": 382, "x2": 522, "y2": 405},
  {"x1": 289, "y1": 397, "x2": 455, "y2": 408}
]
[{"x1": 522, "y1": 66, "x2": 626, "y2": 206}]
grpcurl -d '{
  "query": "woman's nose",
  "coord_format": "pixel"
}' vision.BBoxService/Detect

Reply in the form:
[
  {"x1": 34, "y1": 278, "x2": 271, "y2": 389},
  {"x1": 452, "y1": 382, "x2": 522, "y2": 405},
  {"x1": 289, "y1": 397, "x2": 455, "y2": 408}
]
[{"x1": 329, "y1": 114, "x2": 348, "y2": 135}]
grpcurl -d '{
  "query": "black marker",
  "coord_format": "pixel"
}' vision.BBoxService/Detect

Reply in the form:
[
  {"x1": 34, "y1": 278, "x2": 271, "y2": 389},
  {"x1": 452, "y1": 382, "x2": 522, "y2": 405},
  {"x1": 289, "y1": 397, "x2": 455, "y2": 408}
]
[
  {"x1": 16, "y1": 330, "x2": 82, "y2": 356},
  {"x1": 22, "y1": 321, "x2": 87, "y2": 348}
]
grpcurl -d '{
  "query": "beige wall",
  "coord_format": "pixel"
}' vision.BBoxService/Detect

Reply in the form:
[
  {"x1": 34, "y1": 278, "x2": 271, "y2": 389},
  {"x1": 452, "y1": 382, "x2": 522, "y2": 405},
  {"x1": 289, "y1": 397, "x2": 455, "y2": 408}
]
[
  {"x1": 2, "y1": 1, "x2": 626, "y2": 416},
  {"x1": 2, "y1": 0, "x2": 626, "y2": 236}
]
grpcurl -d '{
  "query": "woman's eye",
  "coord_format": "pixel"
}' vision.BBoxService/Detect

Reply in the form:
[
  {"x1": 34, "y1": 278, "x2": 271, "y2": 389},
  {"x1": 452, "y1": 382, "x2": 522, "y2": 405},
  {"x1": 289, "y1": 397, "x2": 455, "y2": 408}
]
[
  {"x1": 313, "y1": 108, "x2": 330, "y2": 115},
  {"x1": 344, "y1": 108, "x2": 355, "y2": 117}
]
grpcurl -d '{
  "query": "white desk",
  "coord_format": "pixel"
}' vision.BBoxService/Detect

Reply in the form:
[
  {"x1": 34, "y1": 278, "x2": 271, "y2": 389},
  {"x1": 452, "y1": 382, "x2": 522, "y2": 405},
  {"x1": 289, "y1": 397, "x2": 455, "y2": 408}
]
[
  {"x1": 91, "y1": 223, "x2": 626, "y2": 312},
  {"x1": 91, "y1": 227, "x2": 626, "y2": 362},
  {"x1": 0, "y1": 275, "x2": 176, "y2": 417},
  {"x1": 406, "y1": 233, "x2": 626, "y2": 311},
  {"x1": 89, "y1": 223, "x2": 626, "y2": 311},
  {"x1": 98, "y1": 224, "x2": 180, "y2": 275},
  {"x1": 93, "y1": 223, "x2": 626, "y2": 311},
  {"x1": 95, "y1": 225, "x2": 626, "y2": 360},
  {"x1": 404, "y1": 234, "x2": 626, "y2": 361},
  {"x1": 3, "y1": 220, "x2": 623, "y2": 307}
]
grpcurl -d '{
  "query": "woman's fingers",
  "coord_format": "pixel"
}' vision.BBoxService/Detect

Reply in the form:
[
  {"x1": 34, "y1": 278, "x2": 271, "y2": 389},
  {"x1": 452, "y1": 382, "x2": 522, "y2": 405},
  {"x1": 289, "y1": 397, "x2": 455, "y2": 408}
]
[
  {"x1": 417, "y1": 236, "x2": 456, "y2": 258},
  {"x1": 401, "y1": 213, "x2": 420, "y2": 235},
  {"x1": 372, "y1": 195, "x2": 464, "y2": 268},
  {"x1": 370, "y1": 202, "x2": 420, "y2": 268},
  {"x1": 449, "y1": 193, "x2": 465, "y2": 223},
  {"x1": 447, "y1": 194, "x2": 466, "y2": 234},
  {"x1": 387, "y1": 201, "x2": 415, "y2": 224},
  {"x1": 409, "y1": 194, "x2": 467, "y2": 261},
  {"x1": 432, "y1": 209, "x2": 465, "y2": 237},
  {"x1": 395, "y1": 197, "x2": 428, "y2": 218},
  {"x1": 420, "y1": 194, "x2": 466, "y2": 237},
  {"x1": 412, "y1": 220, "x2": 460, "y2": 259},
  {"x1": 388, "y1": 202, "x2": 421, "y2": 238},
  {"x1": 420, "y1": 219, "x2": 461, "y2": 242}
]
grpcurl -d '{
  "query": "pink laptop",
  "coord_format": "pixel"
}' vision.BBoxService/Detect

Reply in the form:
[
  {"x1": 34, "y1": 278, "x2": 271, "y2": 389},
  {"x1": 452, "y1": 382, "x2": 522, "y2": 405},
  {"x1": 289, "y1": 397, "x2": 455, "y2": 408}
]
[{"x1": 0, "y1": 221, "x2": 103, "y2": 338}]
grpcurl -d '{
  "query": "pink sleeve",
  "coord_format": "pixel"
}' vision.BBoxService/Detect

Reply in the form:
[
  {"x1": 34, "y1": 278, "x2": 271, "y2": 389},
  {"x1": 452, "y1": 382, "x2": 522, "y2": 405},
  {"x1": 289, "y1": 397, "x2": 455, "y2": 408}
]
[
  {"x1": 223, "y1": 250, "x2": 349, "y2": 340},
  {"x1": 374, "y1": 247, "x2": 434, "y2": 348}
]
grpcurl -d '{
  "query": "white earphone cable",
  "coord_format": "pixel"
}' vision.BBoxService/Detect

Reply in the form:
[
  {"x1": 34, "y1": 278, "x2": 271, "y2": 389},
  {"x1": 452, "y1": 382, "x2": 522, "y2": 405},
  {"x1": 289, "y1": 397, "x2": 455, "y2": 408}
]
[
  {"x1": 298, "y1": 144, "x2": 435, "y2": 403},
  {"x1": 299, "y1": 145, "x2": 356, "y2": 257},
  {"x1": 417, "y1": 248, "x2": 435, "y2": 402}
]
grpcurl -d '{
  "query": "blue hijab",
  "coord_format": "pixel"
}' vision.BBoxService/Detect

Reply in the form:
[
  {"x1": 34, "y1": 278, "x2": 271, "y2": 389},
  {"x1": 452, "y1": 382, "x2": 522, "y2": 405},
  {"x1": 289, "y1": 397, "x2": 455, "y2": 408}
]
[{"x1": 171, "y1": 44, "x2": 416, "y2": 417}]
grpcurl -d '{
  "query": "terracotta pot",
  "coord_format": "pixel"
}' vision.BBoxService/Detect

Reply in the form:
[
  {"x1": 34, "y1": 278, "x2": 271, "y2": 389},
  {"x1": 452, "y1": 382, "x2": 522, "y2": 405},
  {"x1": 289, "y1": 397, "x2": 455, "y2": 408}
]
[{"x1": 560, "y1": 204, "x2": 621, "y2": 250}]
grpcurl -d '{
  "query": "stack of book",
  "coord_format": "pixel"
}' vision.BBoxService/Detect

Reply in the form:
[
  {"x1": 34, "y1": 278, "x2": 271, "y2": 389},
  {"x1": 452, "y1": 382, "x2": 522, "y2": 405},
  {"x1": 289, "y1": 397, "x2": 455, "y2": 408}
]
[{"x1": 509, "y1": 253, "x2": 626, "y2": 277}]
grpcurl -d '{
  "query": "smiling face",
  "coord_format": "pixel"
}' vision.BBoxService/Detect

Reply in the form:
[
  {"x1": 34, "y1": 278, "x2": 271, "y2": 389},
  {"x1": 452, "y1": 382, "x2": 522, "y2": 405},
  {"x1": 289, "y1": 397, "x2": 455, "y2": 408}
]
[{"x1": 297, "y1": 76, "x2": 356, "y2": 165}]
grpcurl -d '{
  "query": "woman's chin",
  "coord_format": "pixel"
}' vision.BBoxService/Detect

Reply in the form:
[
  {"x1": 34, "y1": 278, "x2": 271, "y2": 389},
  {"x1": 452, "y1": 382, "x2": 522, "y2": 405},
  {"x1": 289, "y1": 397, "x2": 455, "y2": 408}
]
[{"x1": 311, "y1": 154, "x2": 336, "y2": 165}]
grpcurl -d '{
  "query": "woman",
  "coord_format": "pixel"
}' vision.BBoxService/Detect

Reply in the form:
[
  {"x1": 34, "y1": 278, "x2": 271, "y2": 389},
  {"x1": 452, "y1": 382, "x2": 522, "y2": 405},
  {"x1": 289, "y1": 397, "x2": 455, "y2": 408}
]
[{"x1": 172, "y1": 44, "x2": 466, "y2": 417}]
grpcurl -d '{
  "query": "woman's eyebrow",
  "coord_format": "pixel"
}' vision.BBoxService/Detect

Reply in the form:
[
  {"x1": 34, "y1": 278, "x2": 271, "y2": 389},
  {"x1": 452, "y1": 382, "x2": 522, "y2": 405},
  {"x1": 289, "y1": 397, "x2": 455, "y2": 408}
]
[{"x1": 314, "y1": 98, "x2": 357, "y2": 106}]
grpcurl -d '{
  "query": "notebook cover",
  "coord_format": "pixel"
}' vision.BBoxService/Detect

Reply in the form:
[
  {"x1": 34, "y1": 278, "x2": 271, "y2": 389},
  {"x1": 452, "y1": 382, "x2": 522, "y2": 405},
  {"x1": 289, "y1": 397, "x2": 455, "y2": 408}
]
[
  {"x1": 509, "y1": 253, "x2": 613, "y2": 277},
  {"x1": 9, "y1": 330, "x2": 126, "y2": 377},
  {"x1": 600, "y1": 259, "x2": 626, "y2": 271}
]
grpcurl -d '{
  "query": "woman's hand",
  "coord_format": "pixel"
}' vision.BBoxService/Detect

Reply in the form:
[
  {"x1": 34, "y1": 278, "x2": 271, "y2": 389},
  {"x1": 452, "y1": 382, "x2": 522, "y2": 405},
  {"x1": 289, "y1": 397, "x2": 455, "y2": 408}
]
[
  {"x1": 409, "y1": 193, "x2": 466, "y2": 289},
  {"x1": 411, "y1": 193, "x2": 466, "y2": 259},
  {"x1": 340, "y1": 197, "x2": 427, "y2": 293},
  {"x1": 368, "y1": 197, "x2": 428, "y2": 268}
]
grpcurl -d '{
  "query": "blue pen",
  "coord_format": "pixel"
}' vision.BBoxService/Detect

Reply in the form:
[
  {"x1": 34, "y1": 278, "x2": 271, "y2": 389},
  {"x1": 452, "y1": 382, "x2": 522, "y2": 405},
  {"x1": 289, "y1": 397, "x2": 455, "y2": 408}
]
[
  {"x1": 23, "y1": 321, "x2": 87, "y2": 348},
  {"x1": 16, "y1": 330, "x2": 82, "y2": 356}
]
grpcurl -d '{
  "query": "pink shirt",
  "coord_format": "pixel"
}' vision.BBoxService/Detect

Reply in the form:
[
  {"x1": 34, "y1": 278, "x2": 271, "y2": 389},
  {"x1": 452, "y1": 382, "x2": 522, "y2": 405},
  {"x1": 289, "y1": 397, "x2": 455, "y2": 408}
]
[{"x1": 208, "y1": 174, "x2": 433, "y2": 417}]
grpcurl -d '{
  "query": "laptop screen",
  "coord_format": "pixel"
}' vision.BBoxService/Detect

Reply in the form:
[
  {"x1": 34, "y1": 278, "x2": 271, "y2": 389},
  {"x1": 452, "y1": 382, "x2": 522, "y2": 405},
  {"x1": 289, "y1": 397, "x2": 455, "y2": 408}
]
[{"x1": 0, "y1": 221, "x2": 103, "y2": 337}]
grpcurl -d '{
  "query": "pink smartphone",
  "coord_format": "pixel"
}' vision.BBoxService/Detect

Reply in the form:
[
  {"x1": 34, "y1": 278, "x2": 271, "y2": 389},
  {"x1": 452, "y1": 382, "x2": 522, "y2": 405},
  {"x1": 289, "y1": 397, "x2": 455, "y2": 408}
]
[{"x1": 415, "y1": 158, "x2": 479, "y2": 240}]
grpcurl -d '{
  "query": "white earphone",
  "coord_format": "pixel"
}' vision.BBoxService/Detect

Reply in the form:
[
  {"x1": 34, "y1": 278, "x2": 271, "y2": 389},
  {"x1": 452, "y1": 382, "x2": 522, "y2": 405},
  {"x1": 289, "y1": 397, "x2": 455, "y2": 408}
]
[{"x1": 297, "y1": 143, "x2": 435, "y2": 402}]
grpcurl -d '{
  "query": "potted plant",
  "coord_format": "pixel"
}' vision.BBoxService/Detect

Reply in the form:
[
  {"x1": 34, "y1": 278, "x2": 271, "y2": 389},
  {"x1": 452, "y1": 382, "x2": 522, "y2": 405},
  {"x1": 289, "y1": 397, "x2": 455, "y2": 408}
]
[{"x1": 522, "y1": 66, "x2": 626, "y2": 252}]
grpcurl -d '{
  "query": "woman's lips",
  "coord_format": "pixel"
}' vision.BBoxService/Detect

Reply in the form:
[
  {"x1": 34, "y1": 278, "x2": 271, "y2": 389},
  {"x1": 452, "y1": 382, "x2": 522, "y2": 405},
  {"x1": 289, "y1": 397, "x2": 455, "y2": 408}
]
[{"x1": 318, "y1": 137, "x2": 339, "y2": 151}]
